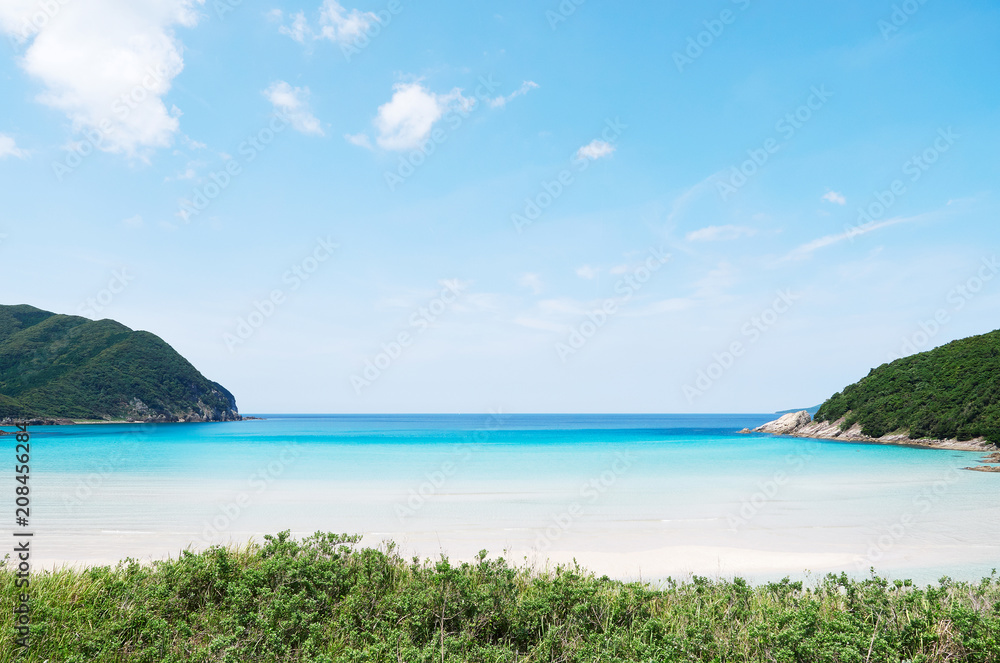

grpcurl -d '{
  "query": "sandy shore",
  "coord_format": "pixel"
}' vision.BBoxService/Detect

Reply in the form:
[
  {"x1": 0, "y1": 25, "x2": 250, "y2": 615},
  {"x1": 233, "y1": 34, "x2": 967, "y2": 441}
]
[{"x1": 27, "y1": 528, "x2": 1000, "y2": 587}]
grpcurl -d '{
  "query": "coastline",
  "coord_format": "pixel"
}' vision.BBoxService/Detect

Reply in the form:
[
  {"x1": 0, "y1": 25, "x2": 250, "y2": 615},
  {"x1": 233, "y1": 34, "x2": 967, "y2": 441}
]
[
  {"x1": 12, "y1": 414, "x2": 1000, "y2": 586},
  {"x1": 0, "y1": 416, "x2": 256, "y2": 428},
  {"x1": 743, "y1": 411, "x2": 1000, "y2": 469}
]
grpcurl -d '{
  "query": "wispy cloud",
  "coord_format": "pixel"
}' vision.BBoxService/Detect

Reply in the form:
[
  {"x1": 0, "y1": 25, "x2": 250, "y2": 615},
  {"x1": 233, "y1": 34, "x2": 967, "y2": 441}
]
[
  {"x1": 264, "y1": 81, "x2": 324, "y2": 136},
  {"x1": 273, "y1": 1, "x2": 378, "y2": 44},
  {"x1": 822, "y1": 190, "x2": 847, "y2": 205},
  {"x1": 575, "y1": 139, "x2": 615, "y2": 161},
  {"x1": 0, "y1": 133, "x2": 28, "y2": 159},
  {"x1": 518, "y1": 273, "x2": 542, "y2": 294},
  {"x1": 489, "y1": 80, "x2": 539, "y2": 108},
  {"x1": 344, "y1": 132, "x2": 372, "y2": 149},
  {"x1": 686, "y1": 225, "x2": 757, "y2": 242},
  {"x1": 782, "y1": 211, "x2": 938, "y2": 262},
  {"x1": 318, "y1": 0, "x2": 378, "y2": 42}
]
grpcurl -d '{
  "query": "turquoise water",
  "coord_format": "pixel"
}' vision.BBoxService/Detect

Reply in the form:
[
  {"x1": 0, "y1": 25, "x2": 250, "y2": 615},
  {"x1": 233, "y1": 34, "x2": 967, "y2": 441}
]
[{"x1": 8, "y1": 414, "x2": 1000, "y2": 583}]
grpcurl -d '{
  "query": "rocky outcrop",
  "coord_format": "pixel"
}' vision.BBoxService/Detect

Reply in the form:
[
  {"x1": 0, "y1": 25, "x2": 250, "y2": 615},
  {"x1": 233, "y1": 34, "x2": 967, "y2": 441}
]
[
  {"x1": 121, "y1": 396, "x2": 241, "y2": 423},
  {"x1": 1, "y1": 418, "x2": 75, "y2": 427},
  {"x1": 745, "y1": 410, "x2": 998, "y2": 456},
  {"x1": 754, "y1": 410, "x2": 812, "y2": 435}
]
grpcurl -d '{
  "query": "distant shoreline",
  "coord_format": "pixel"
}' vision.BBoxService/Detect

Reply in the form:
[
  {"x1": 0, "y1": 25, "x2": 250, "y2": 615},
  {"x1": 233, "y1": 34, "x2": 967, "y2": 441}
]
[
  {"x1": 0, "y1": 416, "x2": 261, "y2": 429},
  {"x1": 745, "y1": 411, "x2": 1000, "y2": 470}
]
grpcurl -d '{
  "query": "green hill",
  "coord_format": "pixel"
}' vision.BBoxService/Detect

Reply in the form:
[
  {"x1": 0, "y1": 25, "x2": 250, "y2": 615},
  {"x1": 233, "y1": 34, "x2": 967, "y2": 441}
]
[
  {"x1": 0, "y1": 304, "x2": 239, "y2": 422},
  {"x1": 814, "y1": 329, "x2": 1000, "y2": 444}
]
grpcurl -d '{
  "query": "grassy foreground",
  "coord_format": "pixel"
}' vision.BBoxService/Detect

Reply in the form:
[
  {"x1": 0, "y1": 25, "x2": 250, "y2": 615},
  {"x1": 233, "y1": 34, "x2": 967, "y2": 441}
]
[{"x1": 2, "y1": 532, "x2": 999, "y2": 662}]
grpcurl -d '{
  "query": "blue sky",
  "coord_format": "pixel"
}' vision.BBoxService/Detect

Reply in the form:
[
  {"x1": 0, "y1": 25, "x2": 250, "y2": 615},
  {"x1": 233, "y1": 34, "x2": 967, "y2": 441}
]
[{"x1": 1, "y1": 0, "x2": 998, "y2": 414}]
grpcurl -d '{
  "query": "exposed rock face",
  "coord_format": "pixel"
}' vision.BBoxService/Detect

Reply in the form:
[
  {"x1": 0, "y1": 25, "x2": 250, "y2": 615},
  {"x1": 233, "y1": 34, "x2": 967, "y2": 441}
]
[
  {"x1": 754, "y1": 410, "x2": 812, "y2": 435},
  {"x1": 748, "y1": 410, "x2": 997, "y2": 456}
]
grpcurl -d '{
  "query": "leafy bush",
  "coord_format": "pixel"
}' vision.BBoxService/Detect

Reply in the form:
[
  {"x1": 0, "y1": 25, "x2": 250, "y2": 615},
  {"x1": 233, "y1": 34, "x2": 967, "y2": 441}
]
[{"x1": 2, "y1": 533, "x2": 999, "y2": 661}]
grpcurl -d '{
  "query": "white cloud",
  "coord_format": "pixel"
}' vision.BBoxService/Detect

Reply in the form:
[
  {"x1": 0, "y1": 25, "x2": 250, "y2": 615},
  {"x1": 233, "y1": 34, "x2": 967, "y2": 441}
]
[
  {"x1": 165, "y1": 161, "x2": 201, "y2": 181},
  {"x1": 275, "y1": 1, "x2": 378, "y2": 45},
  {"x1": 122, "y1": 214, "x2": 144, "y2": 228},
  {"x1": 0, "y1": 0, "x2": 203, "y2": 156},
  {"x1": 575, "y1": 139, "x2": 615, "y2": 161},
  {"x1": 373, "y1": 82, "x2": 471, "y2": 151},
  {"x1": 0, "y1": 133, "x2": 28, "y2": 159},
  {"x1": 518, "y1": 273, "x2": 542, "y2": 295},
  {"x1": 344, "y1": 132, "x2": 372, "y2": 149},
  {"x1": 822, "y1": 190, "x2": 847, "y2": 205},
  {"x1": 489, "y1": 80, "x2": 539, "y2": 108},
  {"x1": 182, "y1": 135, "x2": 206, "y2": 150},
  {"x1": 575, "y1": 265, "x2": 599, "y2": 280},
  {"x1": 264, "y1": 81, "x2": 324, "y2": 136},
  {"x1": 685, "y1": 225, "x2": 757, "y2": 242},
  {"x1": 278, "y1": 10, "x2": 311, "y2": 43},
  {"x1": 782, "y1": 212, "x2": 935, "y2": 262},
  {"x1": 319, "y1": 0, "x2": 377, "y2": 42}
]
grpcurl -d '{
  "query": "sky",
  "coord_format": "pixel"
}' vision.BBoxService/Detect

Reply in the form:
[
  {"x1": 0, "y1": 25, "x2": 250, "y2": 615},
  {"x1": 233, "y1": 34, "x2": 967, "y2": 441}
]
[{"x1": 0, "y1": 0, "x2": 998, "y2": 415}]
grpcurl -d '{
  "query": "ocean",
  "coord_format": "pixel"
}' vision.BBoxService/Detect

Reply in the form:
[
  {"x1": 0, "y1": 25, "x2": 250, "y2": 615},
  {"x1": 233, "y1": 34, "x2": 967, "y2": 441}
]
[{"x1": 10, "y1": 414, "x2": 1000, "y2": 584}]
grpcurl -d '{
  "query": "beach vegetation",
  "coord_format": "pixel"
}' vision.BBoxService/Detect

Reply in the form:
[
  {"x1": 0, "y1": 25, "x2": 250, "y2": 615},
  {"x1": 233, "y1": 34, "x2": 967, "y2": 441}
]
[{"x1": 2, "y1": 531, "x2": 999, "y2": 661}]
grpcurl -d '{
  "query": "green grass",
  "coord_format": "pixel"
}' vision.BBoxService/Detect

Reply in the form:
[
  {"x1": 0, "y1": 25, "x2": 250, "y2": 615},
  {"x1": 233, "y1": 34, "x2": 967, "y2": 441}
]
[{"x1": 2, "y1": 532, "x2": 998, "y2": 662}]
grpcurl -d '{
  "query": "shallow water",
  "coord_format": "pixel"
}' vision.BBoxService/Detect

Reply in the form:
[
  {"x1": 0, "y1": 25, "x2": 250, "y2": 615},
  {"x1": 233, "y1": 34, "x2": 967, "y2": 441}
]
[{"x1": 9, "y1": 414, "x2": 1000, "y2": 584}]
